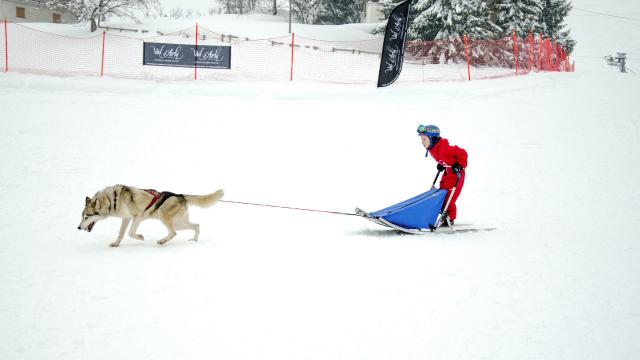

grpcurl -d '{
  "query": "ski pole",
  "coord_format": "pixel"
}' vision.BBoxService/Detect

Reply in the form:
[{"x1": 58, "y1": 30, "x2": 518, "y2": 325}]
[
  {"x1": 431, "y1": 168, "x2": 443, "y2": 188},
  {"x1": 441, "y1": 171, "x2": 461, "y2": 214}
]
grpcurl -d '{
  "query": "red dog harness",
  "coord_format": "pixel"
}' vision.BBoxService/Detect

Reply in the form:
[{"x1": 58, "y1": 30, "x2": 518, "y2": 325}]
[{"x1": 144, "y1": 189, "x2": 161, "y2": 211}]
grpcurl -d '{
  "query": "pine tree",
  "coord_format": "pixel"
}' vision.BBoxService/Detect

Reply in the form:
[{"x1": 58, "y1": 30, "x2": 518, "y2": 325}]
[
  {"x1": 315, "y1": 0, "x2": 361, "y2": 25},
  {"x1": 290, "y1": 0, "x2": 360, "y2": 25},
  {"x1": 376, "y1": 0, "x2": 499, "y2": 41},
  {"x1": 221, "y1": 0, "x2": 259, "y2": 14},
  {"x1": 421, "y1": 0, "x2": 501, "y2": 40},
  {"x1": 373, "y1": 0, "x2": 429, "y2": 37},
  {"x1": 540, "y1": 0, "x2": 575, "y2": 53},
  {"x1": 407, "y1": 0, "x2": 440, "y2": 40},
  {"x1": 290, "y1": 0, "x2": 322, "y2": 24},
  {"x1": 376, "y1": 0, "x2": 501, "y2": 63},
  {"x1": 495, "y1": 0, "x2": 544, "y2": 37}
]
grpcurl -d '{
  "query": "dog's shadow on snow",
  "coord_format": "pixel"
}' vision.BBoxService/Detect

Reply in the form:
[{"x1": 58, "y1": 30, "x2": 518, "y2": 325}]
[{"x1": 75, "y1": 238, "x2": 201, "y2": 253}]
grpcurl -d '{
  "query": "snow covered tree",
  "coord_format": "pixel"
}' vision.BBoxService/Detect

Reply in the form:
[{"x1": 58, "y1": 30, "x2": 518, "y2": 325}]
[
  {"x1": 290, "y1": 0, "x2": 321, "y2": 24},
  {"x1": 289, "y1": 0, "x2": 362, "y2": 24},
  {"x1": 170, "y1": 7, "x2": 184, "y2": 19},
  {"x1": 46, "y1": 0, "x2": 159, "y2": 32},
  {"x1": 315, "y1": 0, "x2": 362, "y2": 25},
  {"x1": 539, "y1": 0, "x2": 575, "y2": 53},
  {"x1": 414, "y1": 0, "x2": 501, "y2": 40},
  {"x1": 495, "y1": 0, "x2": 544, "y2": 37},
  {"x1": 373, "y1": 0, "x2": 572, "y2": 64},
  {"x1": 222, "y1": 0, "x2": 259, "y2": 14},
  {"x1": 404, "y1": 0, "x2": 439, "y2": 40},
  {"x1": 374, "y1": 0, "x2": 430, "y2": 37},
  {"x1": 415, "y1": 0, "x2": 503, "y2": 62},
  {"x1": 375, "y1": 0, "x2": 500, "y2": 41}
]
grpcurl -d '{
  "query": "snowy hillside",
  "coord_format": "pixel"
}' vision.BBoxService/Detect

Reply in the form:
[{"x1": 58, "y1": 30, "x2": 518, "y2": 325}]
[{"x1": 1, "y1": 1, "x2": 639, "y2": 360}]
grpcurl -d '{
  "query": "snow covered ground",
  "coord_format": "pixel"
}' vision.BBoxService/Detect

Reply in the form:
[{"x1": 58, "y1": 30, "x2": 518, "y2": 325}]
[{"x1": 1, "y1": 2, "x2": 640, "y2": 360}]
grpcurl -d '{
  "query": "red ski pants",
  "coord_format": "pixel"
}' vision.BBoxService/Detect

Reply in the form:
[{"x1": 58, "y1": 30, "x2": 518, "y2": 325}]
[{"x1": 439, "y1": 170, "x2": 465, "y2": 221}]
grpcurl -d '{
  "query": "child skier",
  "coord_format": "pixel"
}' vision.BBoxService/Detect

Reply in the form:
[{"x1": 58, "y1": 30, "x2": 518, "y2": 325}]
[{"x1": 417, "y1": 124, "x2": 468, "y2": 226}]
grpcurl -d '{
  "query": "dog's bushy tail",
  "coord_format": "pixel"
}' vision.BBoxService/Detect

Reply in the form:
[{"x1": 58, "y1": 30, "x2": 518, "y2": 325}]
[{"x1": 185, "y1": 189, "x2": 224, "y2": 208}]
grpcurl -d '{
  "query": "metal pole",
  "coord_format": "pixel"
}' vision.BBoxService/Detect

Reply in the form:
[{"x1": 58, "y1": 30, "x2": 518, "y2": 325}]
[
  {"x1": 4, "y1": 18, "x2": 7, "y2": 73},
  {"x1": 618, "y1": 53, "x2": 627, "y2": 73},
  {"x1": 464, "y1": 34, "x2": 470, "y2": 81},
  {"x1": 290, "y1": 32, "x2": 295, "y2": 81},
  {"x1": 289, "y1": 1, "x2": 292, "y2": 34},
  {"x1": 513, "y1": 31, "x2": 518, "y2": 76},
  {"x1": 100, "y1": 31, "x2": 105, "y2": 77},
  {"x1": 194, "y1": 22, "x2": 198, "y2": 80},
  {"x1": 432, "y1": 169, "x2": 443, "y2": 188}
]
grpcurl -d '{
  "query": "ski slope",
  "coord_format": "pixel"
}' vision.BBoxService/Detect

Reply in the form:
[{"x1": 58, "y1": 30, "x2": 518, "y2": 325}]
[{"x1": 1, "y1": 1, "x2": 639, "y2": 359}]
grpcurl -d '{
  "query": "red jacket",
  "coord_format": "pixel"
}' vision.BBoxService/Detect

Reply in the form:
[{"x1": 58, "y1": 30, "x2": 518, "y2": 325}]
[{"x1": 428, "y1": 138, "x2": 468, "y2": 188}]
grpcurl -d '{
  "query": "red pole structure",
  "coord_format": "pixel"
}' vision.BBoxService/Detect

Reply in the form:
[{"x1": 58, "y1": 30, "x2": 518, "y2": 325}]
[
  {"x1": 194, "y1": 22, "x2": 198, "y2": 80},
  {"x1": 4, "y1": 18, "x2": 8, "y2": 73},
  {"x1": 464, "y1": 34, "x2": 470, "y2": 81},
  {"x1": 539, "y1": 34, "x2": 543, "y2": 70},
  {"x1": 543, "y1": 38, "x2": 547, "y2": 69},
  {"x1": 528, "y1": 32, "x2": 533, "y2": 72},
  {"x1": 553, "y1": 40, "x2": 557, "y2": 70},
  {"x1": 100, "y1": 31, "x2": 105, "y2": 77},
  {"x1": 290, "y1": 32, "x2": 295, "y2": 81},
  {"x1": 512, "y1": 31, "x2": 518, "y2": 76},
  {"x1": 546, "y1": 38, "x2": 551, "y2": 68}
]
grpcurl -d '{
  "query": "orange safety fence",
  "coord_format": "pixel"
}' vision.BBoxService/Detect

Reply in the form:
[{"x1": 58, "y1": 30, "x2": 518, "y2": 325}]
[{"x1": 1, "y1": 20, "x2": 573, "y2": 83}]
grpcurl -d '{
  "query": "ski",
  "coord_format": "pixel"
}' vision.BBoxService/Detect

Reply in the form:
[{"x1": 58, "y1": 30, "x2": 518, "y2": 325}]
[
  {"x1": 355, "y1": 207, "x2": 392, "y2": 228},
  {"x1": 430, "y1": 225, "x2": 496, "y2": 234},
  {"x1": 356, "y1": 207, "x2": 495, "y2": 235}
]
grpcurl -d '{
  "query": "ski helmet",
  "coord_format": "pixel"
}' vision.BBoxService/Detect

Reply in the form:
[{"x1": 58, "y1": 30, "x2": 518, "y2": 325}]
[{"x1": 417, "y1": 124, "x2": 440, "y2": 137}]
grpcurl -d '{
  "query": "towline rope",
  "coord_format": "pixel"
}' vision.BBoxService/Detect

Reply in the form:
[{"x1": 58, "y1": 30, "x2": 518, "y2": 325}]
[{"x1": 219, "y1": 200, "x2": 357, "y2": 216}]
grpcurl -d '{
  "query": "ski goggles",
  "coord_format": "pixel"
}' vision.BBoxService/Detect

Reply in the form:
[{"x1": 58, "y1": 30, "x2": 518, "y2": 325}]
[
  {"x1": 417, "y1": 124, "x2": 439, "y2": 136},
  {"x1": 418, "y1": 125, "x2": 440, "y2": 137}
]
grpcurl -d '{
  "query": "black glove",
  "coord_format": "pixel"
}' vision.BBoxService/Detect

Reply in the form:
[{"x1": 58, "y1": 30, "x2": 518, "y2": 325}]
[
  {"x1": 437, "y1": 163, "x2": 445, "y2": 172},
  {"x1": 451, "y1": 162, "x2": 463, "y2": 173}
]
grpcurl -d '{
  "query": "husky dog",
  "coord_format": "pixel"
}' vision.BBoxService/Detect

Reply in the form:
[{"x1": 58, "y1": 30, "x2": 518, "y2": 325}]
[{"x1": 78, "y1": 185, "x2": 224, "y2": 247}]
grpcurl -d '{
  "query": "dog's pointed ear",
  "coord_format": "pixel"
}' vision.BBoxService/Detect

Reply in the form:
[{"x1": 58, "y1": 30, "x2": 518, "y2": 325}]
[{"x1": 85, "y1": 196, "x2": 91, "y2": 205}]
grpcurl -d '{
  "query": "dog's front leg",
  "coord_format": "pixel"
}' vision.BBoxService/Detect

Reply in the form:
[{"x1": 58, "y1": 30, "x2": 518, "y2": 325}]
[
  {"x1": 110, "y1": 218, "x2": 132, "y2": 247},
  {"x1": 128, "y1": 217, "x2": 144, "y2": 241}
]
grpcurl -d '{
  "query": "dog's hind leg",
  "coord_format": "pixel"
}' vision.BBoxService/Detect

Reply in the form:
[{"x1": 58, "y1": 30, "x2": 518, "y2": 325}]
[
  {"x1": 128, "y1": 216, "x2": 144, "y2": 241},
  {"x1": 173, "y1": 212, "x2": 200, "y2": 241},
  {"x1": 176, "y1": 220, "x2": 200, "y2": 241},
  {"x1": 157, "y1": 216, "x2": 177, "y2": 246},
  {"x1": 110, "y1": 218, "x2": 132, "y2": 247}
]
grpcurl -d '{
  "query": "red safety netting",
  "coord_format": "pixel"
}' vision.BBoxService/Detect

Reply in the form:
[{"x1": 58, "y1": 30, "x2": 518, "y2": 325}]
[{"x1": 0, "y1": 20, "x2": 573, "y2": 83}]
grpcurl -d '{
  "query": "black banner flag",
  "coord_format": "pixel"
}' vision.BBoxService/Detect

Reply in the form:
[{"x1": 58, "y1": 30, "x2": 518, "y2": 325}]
[
  {"x1": 377, "y1": 0, "x2": 412, "y2": 87},
  {"x1": 143, "y1": 42, "x2": 231, "y2": 69}
]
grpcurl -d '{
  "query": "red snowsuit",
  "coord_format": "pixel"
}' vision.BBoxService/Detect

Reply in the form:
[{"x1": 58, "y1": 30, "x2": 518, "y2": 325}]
[{"x1": 427, "y1": 138, "x2": 468, "y2": 222}]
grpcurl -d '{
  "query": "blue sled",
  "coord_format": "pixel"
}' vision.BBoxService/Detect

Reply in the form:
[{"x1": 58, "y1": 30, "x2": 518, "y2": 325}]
[{"x1": 356, "y1": 188, "x2": 447, "y2": 233}]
